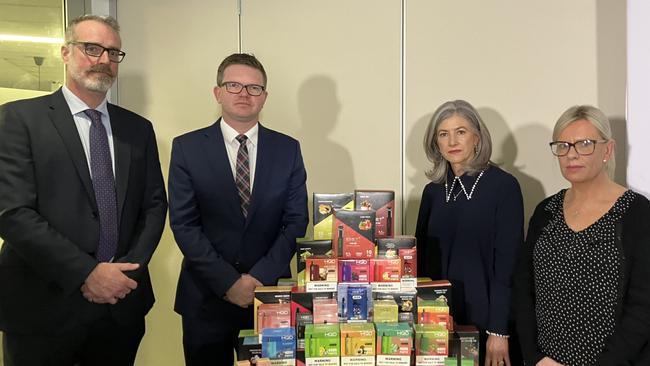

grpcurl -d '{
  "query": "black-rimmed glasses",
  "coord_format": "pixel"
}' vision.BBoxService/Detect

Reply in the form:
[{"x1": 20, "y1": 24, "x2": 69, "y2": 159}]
[
  {"x1": 220, "y1": 81, "x2": 265, "y2": 96},
  {"x1": 549, "y1": 139, "x2": 608, "y2": 156},
  {"x1": 69, "y1": 41, "x2": 126, "y2": 63}
]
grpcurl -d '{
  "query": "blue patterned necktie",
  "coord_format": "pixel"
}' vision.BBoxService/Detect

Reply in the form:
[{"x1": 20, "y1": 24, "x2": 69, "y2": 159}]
[
  {"x1": 235, "y1": 134, "x2": 251, "y2": 217},
  {"x1": 84, "y1": 109, "x2": 118, "y2": 262}
]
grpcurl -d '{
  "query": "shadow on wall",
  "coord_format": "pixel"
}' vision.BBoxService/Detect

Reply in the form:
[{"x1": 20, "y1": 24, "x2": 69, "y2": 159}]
[
  {"x1": 404, "y1": 113, "x2": 434, "y2": 236},
  {"x1": 480, "y1": 108, "x2": 547, "y2": 229},
  {"x1": 297, "y1": 75, "x2": 355, "y2": 236}
]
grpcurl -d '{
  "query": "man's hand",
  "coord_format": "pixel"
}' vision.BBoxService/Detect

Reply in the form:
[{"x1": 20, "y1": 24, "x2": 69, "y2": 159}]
[
  {"x1": 224, "y1": 274, "x2": 263, "y2": 308},
  {"x1": 81, "y1": 262, "x2": 139, "y2": 305},
  {"x1": 485, "y1": 335, "x2": 510, "y2": 366}
]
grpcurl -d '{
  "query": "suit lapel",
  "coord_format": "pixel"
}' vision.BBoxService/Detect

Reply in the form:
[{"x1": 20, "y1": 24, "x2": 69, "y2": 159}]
[
  {"x1": 108, "y1": 104, "x2": 131, "y2": 221},
  {"x1": 203, "y1": 121, "x2": 243, "y2": 219},
  {"x1": 47, "y1": 90, "x2": 97, "y2": 211},
  {"x1": 245, "y1": 124, "x2": 270, "y2": 227}
]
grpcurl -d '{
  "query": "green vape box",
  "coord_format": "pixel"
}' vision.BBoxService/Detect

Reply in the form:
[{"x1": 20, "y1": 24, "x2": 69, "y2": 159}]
[{"x1": 304, "y1": 323, "x2": 340, "y2": 358}]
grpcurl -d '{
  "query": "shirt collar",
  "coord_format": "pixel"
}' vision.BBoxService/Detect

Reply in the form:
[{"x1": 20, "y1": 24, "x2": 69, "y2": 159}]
[
  {"x1": 219, "y1": 118, "x2": 259, "y2": 147},
  {"x1": 61, "y1": 85, "x2": 109, "y2": 118}
]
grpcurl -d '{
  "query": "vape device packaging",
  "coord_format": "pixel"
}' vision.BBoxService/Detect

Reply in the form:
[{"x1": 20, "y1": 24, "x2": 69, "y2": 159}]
[
  {"x1": 313, "y1": 193, "x2": 354, "y2": 240},
  {"x1": 305, "y1": 256, "x2": 338, "y2": 292},
  {"x1": 447, "y1": 325, "x2": 480, "y2": 366},
  {"x1": 236, "y1": 360, "x2": 251, "y2": 366},
  {"x1": 256, "y1": 303, "x2": 291, "y2": 334},
  {"x1": 369, "y1": 258, "x2": 402, "y2": 282},
  {"x1": 291, "y1": 286, "x2": 336, "y2": 326},
  {"x1": 338, "y1": 259, "x2": 370, "y2": 283},
  {"x1": 374, "y1": 289, "x2": 418, "y2": 324},
  {"x1": 375, "y1": 322, "x2": 413, "y2": 357},
  {"x1": 261, "y1": 327, "x2": 296, "y2": 361},
  {"x1": 254, "y1": 286, "x2": 292, "y2": 334},
  {"x1": 332, "y1": 210, "x2": 376, "y2": 259},
  {"x1": 415, "y1": 324, "x2": 448, "y2": 356},
  {"x1": 417, "y1": 280, "x2": 453, "y2": 315},
  {"x1": 337, "y1": 283, "x2": 373, "y2": 322},
  {"x1": 237, "y1": 329, "x2": 263, "y2": 365},
  {"x1": 417, "y1": 300, "x2": 452, "y2": 330},
  {"x1": 340, "y1": 322, "x2": 376, "y2": 363},
  {"x1": 373, "y1": 299, "x2": 399, "y2": 323},
  {"x1": 312, "y1": 298, "x2": 339, "y2": 324},
  {"x1": 355, "y1": 190, "x2": 395, "y2": 238},
  {"x1": 376, "y1": 236, "x2": 416, "y2": 258},
  {"x1": 297, "y1": 239, "x2": 333, "y2": 287},
  {"x1": 399, "y1": 248, "x2": 417, "y2": 279},
  {"x1": 304, "y1": 323, "x2": 340, "y2": 358}
]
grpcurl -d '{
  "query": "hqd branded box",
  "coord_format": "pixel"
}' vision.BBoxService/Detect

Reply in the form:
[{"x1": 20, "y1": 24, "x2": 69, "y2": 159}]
[
  {"x1": 340, "y1": 322, "x2": 375, "y2": 365},
  {"x1": 415, "y1": 324, "x2": 448, "y2": 356},
  {"x1": 296, "y1": 240, "x2": 333, "y2": 287},
  {"x1": 417, "y1": 299, "x2": 452, "y2": 330},
  {"x1": 254, "y1": 286, "x2": 292, "y2": 334},
  {"x1": 332, "y1": 210, "x2": 375, "y2": 259},
  {"x1": 261, "y1": 327, "x2": 296, "y2": 360},
  {"x1": 337, "y1": 283, "x2": 373, "y2": 322},
  {"x1": 304, "y1": 257, "x2": 338, "y2": 292},
  {"x1": 338, "y1": 259, "x2": 370, "y2": 283},
  {"x1": 376, "y1": 322, "x2": 413, "y2": 366},
  {"x1": 374, "y1": 289, "x2": 418, "y2": 324},
  {"x1": 355, "y1": 190, "x2": 395, "y2": 238},
  {"x1": 313, "y1": 193, "x2": 354, "y2": 240},
  {"x1": 304, "y1": 323, "x2": 340, "y2": 365},
  {"x1": 376, "y1": 236, "x2": 416, "y2": 258}
]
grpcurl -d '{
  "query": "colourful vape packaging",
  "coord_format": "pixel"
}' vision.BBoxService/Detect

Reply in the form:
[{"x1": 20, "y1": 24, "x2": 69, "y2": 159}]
[
  {"x1": 313, "y1": 193, "x2": 354, "y2": 240},
  {"x1": 261, "y1": 327, "x2": 296, "y2": 360},
  {"x1": 376, "y1": 235, "x2": 416, "y2": 258},
  {"x1": 312, "y1": 298, "x2": 339, "y2": 324},
  {"x1": 337, "y1": 283, "x2": 373, "y2": 322},
  {"x1": 354, "y1": 190, "x2": 395, "y2": 238},
  {"x1": 332, "y1": 209, "x2": 376, "y2": 259},
  {"x1": 374, "y1": 289, "x2": 418, "y2": 324},
  {"x1": 304, "y1": 323, "x2": 340, "y2": 358},
  {"x1": 253, "y1": 286, "x2": 292, "y2": 334},
  {"x1": 338, "y1": 259, "x2": 370, "y2": 283},
  {"x1": 297, "y1": 239, "x2": 333, "y2": 286},
  {"x1": 373, "y1": 299, "x2": 399, "y2": 323},
  {"x1": 340, "y1": 322, "x2": 375, "y2": 357},
  {"x1": 415, "y1": 324, "x2": 448, "y2": 356}
]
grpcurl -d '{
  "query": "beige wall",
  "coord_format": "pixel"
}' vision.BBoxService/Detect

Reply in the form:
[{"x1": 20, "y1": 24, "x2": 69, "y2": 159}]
[{"x1": 97, "y1": 1, "x2": 623, "y2": 365}]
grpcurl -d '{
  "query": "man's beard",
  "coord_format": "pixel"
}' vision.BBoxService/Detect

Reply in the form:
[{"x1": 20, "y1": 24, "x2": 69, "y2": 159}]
[{"x1": 70, "y1": 64, "x2": 115, "y2": 93}]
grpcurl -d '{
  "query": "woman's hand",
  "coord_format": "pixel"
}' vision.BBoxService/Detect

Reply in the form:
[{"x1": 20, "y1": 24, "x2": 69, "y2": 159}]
[
  {"x1": 485, "y1": 335, "x2": 510, "y2": 366},
  {"x1": 536, "y1": 356, "x2": 564, "y2": 366}
]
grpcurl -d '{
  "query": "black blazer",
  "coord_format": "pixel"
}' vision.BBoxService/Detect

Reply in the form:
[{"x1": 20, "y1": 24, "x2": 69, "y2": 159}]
[
  {"x1": 0, "y1": 89, "x2": 167, "y2": 334},
  {"x1": 169, "y1": 120, "x2": 308, "y2": 336},
  {"x1": 513, "y1": 191, "x2": 650, "y2": 365}
]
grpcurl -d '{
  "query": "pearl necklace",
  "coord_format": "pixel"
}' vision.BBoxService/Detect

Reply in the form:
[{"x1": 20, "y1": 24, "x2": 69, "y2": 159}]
[{"x1": 445, "y1": 170, "x2": 485, "y2": 202}]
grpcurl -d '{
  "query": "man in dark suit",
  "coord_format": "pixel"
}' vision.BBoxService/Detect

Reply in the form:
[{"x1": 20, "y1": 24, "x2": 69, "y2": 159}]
[
  {"x1": 169, "y1": 53, "x2": 308, "y2": 366},
  {"x1": 0, "y1": 15, "x2": 167, "y2": 366}
]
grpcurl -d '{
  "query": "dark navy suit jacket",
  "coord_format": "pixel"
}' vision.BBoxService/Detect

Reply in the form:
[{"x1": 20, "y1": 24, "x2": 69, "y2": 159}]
[{"x1": 169, "y1": 119, "x2": 308, "y2": 336}]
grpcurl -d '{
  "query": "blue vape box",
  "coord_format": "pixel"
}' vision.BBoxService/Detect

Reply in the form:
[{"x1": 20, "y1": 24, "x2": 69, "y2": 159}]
[{"x1": 261, "y1": 327, "x2": 296, "y2": 360}]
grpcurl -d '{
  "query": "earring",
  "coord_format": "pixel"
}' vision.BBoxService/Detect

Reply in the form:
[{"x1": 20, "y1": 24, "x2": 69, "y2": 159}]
[
  {"x1": 603, "y1": 159, "x2": 607, "y2": 163},
  {"x1": 474, "y1": 145, "x2": 479, "y2": 154}
]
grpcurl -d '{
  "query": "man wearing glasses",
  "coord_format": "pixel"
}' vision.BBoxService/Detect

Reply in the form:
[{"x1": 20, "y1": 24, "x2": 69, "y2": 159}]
[
  {"x1": 0, "y1": 15, "x2": 167, "y2": 366},
  {"x1": 168, "y1": 53, "x2": 308, "y2": 366}
]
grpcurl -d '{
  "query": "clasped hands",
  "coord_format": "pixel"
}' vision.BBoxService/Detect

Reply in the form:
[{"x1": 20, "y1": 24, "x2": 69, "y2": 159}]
[
  {"x1": 224, "y1": 274, "x2": 263, "y2": 308},
  {"x1": 81, "y1": 262, "x2": 140, "y2": 305}
]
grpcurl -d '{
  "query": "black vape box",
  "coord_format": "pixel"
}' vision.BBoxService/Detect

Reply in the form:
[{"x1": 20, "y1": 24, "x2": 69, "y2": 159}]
[
  {"x1": 354, "y1": 190, "x2": 395, "y2": 238},
  {"x1": 313, "y1": 193, "x2": 354, "y2": 240}
]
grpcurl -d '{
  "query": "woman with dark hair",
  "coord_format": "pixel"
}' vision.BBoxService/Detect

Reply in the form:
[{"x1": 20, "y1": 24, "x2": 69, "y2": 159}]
[
  {"x1": 416, "y1": 100, "x2": 524, "y2": 366},
  {"x1": 513, "y1": 105, "x2": 650, "y2": 365}
]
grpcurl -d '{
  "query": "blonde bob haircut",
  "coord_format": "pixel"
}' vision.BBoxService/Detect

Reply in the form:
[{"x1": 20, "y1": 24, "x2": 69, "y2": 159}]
[
  {"x1": 552, "y1": 105, "x2": 615, "y2": 178},
  {"x1": 423, "y1": 100, "x2": 492, "y2": 184}
]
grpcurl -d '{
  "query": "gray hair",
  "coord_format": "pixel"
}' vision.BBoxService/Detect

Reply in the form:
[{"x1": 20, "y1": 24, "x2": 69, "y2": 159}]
[
  {"x1": 552, "y1": 105, "x2": 615, "y2": 178},
  {"x1": 65, "y1": 15, "x2": 120, "y2": 43},
  {"x1": 423, "y1": 100, "x2": 492, "y2": 183}
]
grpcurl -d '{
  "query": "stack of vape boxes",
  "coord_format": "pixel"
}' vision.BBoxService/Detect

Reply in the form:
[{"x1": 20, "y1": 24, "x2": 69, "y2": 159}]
[{"x1": 236, "y1": 189, "x2": 486, "y2": 366}]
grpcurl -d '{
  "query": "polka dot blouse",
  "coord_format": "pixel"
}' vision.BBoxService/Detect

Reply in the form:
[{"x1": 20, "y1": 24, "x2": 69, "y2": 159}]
[{"x1": 533, "y1": 189, "x2": 634, "y2": 365}]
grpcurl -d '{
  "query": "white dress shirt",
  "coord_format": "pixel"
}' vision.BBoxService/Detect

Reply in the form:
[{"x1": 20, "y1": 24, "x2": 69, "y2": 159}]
[
  {"x1": 61, "y1": 85, "x2": 116, "y2": 176},
  {"x1": 220, "y1": 118, "x2": 258, "y2": 191}
]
